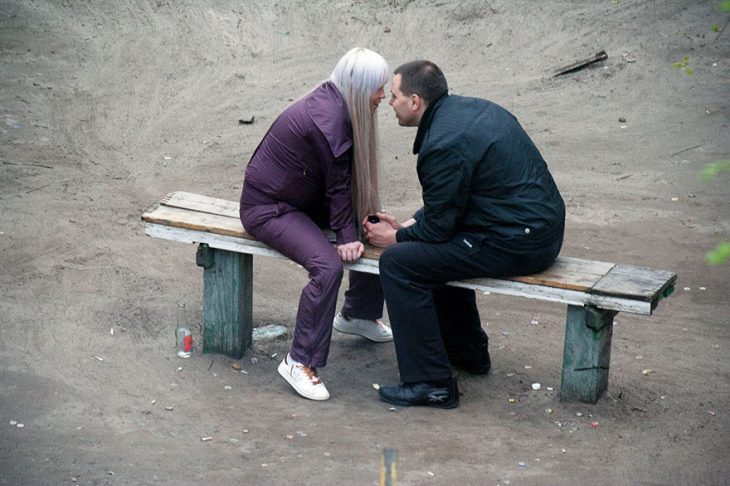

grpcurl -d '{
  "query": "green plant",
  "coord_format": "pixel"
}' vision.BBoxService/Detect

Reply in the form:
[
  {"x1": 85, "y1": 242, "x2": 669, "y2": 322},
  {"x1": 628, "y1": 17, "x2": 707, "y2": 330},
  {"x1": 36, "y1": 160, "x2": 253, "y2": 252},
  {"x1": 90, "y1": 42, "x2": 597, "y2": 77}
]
[
  {"x1": 672, "y1": 55, "x2": 694, "y2": 75},
  {"x1": 700, "y1": 160, "x2": 730, "y2": 182},
  {"x1": 706, "y1": 242, "x2": 730, "y2": 265},
  {"x1": 702, "y1": 160, "x2": 730, "y2": 265}
]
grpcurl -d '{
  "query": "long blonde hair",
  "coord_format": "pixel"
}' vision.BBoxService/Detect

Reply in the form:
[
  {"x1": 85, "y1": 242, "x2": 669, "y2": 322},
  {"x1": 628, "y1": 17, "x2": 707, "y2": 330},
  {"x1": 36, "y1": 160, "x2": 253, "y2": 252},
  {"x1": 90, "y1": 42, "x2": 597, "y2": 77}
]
[{"x1": 329, "y1": 47, "x2": 391, "y2": 224}]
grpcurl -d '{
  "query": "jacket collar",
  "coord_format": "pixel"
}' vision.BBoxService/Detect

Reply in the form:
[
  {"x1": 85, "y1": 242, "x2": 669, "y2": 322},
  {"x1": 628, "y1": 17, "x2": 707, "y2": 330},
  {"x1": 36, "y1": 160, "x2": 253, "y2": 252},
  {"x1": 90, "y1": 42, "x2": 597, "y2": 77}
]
[
  {"x1": 413, "y1": 92, "x2": 448, "y2": 154},
  {"x1": 307, "y1": 81, "x2": 353, "y2": 158}
]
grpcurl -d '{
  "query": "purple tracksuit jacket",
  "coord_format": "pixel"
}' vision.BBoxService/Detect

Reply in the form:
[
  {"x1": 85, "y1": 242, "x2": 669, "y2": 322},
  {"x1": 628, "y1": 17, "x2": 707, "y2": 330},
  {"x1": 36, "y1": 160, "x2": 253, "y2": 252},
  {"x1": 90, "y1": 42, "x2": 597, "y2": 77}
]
[{"x1": 240, "y1": 81, "x2": 358, "y2": 245}]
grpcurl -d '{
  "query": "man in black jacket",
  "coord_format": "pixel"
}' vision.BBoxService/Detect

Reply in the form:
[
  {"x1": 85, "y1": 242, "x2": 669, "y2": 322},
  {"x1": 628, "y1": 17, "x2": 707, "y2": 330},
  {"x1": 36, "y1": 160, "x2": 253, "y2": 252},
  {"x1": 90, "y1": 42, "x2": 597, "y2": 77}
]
[{"x1": 365, "y1": 60, "x2": 565, "y2": 409}]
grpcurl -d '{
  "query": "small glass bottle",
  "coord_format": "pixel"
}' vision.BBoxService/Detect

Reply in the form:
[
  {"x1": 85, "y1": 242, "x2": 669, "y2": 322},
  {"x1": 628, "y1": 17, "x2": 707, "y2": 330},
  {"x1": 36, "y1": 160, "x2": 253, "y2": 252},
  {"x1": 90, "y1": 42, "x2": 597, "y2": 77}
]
[{"x1": 175, "y1": 302, "x2": 192, "y2": 358}]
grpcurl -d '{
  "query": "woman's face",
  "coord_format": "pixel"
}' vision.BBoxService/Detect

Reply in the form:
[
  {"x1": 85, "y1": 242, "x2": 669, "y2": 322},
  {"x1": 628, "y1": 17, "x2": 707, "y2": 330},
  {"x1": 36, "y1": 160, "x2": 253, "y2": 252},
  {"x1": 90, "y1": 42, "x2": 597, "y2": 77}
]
[{"x1": 369, "y1": 85, "x2": 386, "y2": 114}]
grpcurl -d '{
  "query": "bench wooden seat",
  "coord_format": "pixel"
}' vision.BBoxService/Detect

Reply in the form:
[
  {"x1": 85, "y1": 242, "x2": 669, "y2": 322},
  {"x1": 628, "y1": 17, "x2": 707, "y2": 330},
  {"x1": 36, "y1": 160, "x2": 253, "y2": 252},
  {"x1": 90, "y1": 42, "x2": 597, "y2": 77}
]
[{"x1": 142, "y1": 192, "x2": 677, "y2": 403}]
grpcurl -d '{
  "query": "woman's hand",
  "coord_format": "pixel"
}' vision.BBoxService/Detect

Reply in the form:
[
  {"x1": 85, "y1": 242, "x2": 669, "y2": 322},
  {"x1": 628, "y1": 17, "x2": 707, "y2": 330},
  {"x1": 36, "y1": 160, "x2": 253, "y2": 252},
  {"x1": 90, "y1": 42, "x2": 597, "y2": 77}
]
[{"x1": 337, "y1": 241, "x2": 365, "y2": 262}]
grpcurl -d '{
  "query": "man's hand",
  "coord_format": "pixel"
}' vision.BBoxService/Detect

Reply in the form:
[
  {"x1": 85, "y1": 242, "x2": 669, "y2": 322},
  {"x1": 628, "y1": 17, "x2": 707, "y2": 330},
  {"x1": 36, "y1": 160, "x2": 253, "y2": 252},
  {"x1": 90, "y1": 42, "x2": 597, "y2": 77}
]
[
  {"x1": 337, "y1": 241, "x2": 364, "y2": 262},
  {"x1": 363, "y1": 211, "x2": 399, "y2": 248}
]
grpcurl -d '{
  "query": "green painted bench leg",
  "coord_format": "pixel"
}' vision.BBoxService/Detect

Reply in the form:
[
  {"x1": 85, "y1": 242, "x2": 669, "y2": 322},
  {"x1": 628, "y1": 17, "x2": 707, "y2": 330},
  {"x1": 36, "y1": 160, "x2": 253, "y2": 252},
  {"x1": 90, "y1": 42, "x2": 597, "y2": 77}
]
[
  {"x1": 560, "y1": 304, "x2": 618, "y2": 403},
  {"x1": 195, "y1": 244, "x2": 252, "y2": 359}
]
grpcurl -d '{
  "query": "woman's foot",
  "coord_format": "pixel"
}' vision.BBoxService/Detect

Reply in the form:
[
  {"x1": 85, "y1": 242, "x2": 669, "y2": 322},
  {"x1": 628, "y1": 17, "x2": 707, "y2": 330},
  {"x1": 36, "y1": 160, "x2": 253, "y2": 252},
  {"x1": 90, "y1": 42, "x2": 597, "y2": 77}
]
[
  {"x1": 277, "y1": 354, "x2": 330, "y2": 401},
  {"x1": 333, "y1": 313, "x2": 393, "y2": 342}
]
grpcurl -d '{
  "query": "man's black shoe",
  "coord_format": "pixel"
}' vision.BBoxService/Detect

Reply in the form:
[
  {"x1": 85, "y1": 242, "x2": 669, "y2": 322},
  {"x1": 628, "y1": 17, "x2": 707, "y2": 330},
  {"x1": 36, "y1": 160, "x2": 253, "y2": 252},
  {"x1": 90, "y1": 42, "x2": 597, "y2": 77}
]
[{"x1": 378, "y1": 377, "x2": 459, "y2": 409}]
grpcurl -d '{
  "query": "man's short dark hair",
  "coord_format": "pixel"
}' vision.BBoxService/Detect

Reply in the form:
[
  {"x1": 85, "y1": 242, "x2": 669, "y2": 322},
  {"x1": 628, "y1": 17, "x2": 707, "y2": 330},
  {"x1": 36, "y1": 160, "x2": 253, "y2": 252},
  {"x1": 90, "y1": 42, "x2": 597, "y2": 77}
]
[{"x1": 394, "y1": 60, "x2": 448, "y2": 105}]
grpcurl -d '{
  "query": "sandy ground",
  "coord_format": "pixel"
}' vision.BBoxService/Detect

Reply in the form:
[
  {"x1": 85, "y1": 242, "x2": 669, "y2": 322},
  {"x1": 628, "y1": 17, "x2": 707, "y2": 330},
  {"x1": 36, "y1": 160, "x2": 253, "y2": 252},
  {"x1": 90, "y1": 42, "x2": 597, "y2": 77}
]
[{"x1": 1, "y1": 1, "x2": 728, "y2": 484}]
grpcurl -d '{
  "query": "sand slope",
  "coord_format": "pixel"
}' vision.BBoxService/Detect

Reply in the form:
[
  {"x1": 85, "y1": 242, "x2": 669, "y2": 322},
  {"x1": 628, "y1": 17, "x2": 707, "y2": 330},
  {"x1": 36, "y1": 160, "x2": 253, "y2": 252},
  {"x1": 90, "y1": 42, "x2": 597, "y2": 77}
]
[{"x1": 1, "y1": 1, "x2": 728, "y2": 484}]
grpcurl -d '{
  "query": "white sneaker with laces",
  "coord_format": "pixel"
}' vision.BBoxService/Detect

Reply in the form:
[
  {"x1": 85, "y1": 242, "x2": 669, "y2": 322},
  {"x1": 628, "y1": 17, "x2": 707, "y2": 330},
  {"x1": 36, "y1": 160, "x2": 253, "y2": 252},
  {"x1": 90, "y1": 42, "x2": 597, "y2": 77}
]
[
  {"x1": 333, "y1": 313, "x2": 393, "y2": 342},
  {"x1": 277, "y1": 354, "x2": 330, "y2": 401}
]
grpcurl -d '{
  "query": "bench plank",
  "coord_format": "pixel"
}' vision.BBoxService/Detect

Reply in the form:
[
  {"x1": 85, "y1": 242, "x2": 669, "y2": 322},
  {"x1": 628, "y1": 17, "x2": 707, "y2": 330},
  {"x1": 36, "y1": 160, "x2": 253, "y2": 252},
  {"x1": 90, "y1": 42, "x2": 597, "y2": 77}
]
[
  {"x1": 592, "y1": 264, "x2": 677, "y2": 303},
  {"x1": 156, "y1": 191, "x2": 614, "y2": 291},
  {"x1": 145, "y1": 192, "x2": 615, "y2": 292},
  {"x1": 163, "y1": 191, "x2": 240, "y2": 219},
  {"x1": 512, "y1": 257, "x2": 614, "y2": 292},
  {"x1": 144, "y1": 222, "x2": 660, "y2": 316},
  {"x1": 144, "y1": 204, "x2": 246, "y2": 238},
  {"x1": 142, "y1": 192, "x2": 676, "y2": 308},
  {"x1": 146, "y1": 223, "x2": 384, "y2": 274},
  {"x1": 143, "y1": 203, "x2": 386, "y2": 260},
  {"x1": 157, "y1": 193, "x2": 617, "y2": 293}
]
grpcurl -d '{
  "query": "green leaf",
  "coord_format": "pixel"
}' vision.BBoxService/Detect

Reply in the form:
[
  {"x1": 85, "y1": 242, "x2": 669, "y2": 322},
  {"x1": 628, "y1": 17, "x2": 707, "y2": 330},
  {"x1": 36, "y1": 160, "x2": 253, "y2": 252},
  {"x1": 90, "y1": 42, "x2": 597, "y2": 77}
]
[
  {"x1": 706, "y1": 242, "x2": 730, "y2": 265},
  {"x1": 720, "y1": 1, "x2": 730, "y2": 12},
  {"x1": 684, "y1": 67, "x2": 695, "y2": 75},
  {"x1": 672, "y1": 56, "x2": 689, "y2": 69},
  {"x1": 712, "y1": 23, "x2": 720, "y2": 32},
  {"x1": 700, "y1": 160, "x2": 730, "y2": 182}
]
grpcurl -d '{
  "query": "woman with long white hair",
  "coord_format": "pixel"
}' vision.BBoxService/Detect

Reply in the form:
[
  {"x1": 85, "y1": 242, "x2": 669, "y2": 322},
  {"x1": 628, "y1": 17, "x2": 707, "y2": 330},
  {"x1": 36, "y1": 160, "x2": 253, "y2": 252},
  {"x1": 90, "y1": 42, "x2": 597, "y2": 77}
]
[{"x1": 239, "y1": 48, "x2": 392, "y2": 401}]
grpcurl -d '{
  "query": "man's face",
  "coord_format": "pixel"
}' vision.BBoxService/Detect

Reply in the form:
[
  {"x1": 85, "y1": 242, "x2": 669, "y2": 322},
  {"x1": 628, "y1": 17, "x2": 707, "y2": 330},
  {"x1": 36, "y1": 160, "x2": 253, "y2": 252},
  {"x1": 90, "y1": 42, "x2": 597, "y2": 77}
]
[{"x1": 389, "y1": 74, "x2": 419, "y2": 127}]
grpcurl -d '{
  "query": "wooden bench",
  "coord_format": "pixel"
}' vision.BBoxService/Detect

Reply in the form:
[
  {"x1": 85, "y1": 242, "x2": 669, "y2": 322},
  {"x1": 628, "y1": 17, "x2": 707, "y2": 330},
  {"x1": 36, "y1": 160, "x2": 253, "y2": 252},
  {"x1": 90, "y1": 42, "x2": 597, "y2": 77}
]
[{"x1": 142, "y1": 192, "x2": 677, "y2": 403}]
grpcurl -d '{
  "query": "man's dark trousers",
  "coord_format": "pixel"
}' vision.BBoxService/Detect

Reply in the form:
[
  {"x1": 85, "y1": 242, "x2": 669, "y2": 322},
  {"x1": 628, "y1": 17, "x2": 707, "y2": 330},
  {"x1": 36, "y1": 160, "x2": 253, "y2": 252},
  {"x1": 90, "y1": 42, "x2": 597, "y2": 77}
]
[{"x1": 379, "y1": 232, "x2": 562, "y2": 383}]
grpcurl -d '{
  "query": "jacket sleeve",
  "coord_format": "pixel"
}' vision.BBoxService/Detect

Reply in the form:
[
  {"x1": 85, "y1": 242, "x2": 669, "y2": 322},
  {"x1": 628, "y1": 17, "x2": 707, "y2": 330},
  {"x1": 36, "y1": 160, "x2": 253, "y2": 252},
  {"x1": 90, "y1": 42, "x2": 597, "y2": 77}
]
[
  {"x1": 396, "y1": 147, "x2": 473, "y2": 243},
  {"x1": 412, "y1": 207, "x2": 425, "y2": 221},
  {"x1": 325, "y1": 151, "x2": 358, "y2": 245}
]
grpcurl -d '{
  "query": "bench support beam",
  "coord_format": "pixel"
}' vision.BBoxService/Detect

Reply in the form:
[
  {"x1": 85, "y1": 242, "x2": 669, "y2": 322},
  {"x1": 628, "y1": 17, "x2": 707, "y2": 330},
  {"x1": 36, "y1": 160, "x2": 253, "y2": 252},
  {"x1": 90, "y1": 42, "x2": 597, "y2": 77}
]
[
  {"x1": 196, "y1": 244, "x2": 252, "y2": 359},
  {"x1": 560, "y1": 305, "x2": 617, "y2": 403}
]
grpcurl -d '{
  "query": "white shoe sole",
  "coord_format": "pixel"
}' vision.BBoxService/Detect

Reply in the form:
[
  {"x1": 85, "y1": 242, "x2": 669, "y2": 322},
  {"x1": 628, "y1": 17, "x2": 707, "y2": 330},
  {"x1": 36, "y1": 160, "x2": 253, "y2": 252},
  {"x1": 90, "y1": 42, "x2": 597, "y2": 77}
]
[
  {"x1": 333, "y1": 315, "x2": 393, "y2": 343},
  {"x1": 277, "y1": 359, "x2": 330, "y2": 401}
]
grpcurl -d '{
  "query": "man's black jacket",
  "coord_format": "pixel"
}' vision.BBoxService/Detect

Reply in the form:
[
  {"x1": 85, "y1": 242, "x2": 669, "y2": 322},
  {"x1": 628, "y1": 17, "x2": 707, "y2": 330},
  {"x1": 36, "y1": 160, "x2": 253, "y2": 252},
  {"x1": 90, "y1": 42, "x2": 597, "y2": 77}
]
[{"x1": 396, "y1": 93, "x2": 565, "y2": 251}]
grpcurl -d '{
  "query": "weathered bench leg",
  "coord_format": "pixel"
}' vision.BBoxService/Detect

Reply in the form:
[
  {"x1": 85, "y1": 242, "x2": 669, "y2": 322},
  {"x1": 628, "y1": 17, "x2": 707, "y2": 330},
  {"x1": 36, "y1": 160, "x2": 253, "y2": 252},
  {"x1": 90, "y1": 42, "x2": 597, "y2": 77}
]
[
  {"x1": 560, "y1": 304, "x2": 617, "y2": 403},
  {"x1": 195, "y1": 244, "x2": 252, "y2": 359}
]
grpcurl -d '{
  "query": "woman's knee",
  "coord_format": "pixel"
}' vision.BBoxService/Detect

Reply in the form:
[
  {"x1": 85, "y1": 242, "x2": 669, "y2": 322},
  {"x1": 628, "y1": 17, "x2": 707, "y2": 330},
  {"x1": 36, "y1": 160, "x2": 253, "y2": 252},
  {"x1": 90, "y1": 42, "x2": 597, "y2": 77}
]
[{"x1": 311, "y1": 255, "x2": 344, "y2": 288}]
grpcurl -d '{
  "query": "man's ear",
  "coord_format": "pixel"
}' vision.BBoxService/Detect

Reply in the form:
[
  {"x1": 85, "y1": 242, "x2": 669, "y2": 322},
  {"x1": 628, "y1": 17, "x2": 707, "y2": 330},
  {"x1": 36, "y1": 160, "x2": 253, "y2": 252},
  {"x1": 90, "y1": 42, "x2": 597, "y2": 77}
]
[{"x1": 410, "y1": 94, "x2": 421, "y2": 112}]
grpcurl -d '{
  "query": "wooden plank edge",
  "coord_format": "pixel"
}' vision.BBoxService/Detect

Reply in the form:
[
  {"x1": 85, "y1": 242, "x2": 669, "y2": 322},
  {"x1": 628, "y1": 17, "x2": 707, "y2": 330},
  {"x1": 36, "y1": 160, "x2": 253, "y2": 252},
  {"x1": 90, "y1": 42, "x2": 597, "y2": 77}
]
[
  {"x1": 161, "y1": 192, "x2": 175, "y2": 205},
  {"x1": 142, "y1": 210, "x2": 383, "y2": 259},
  {"x1": 650, "y1": 273, "x2": 678, "y2": 313},
  {"x1": 510, "y1": 257, "x2": 616, "y2": 292},
  {"x1": 590, "y1": 269, "x2": 679, "y2": 304},
  {"x1": 141, "y1": 192, "x2": 176, "y2": 219},
  {"x1": 511, "y1": 274, "x2": 593, "y2": 292},
  {"x1": 144, "y1": 223, "x2": 653, "y2": 315},
  {"x1": 162, "y1": 191, "x2": 241, "y2": 220},
  {"x1": 450, "y1": 278, "x2": 651, "y2": 315},
  {"x1": 141, "y1": 212, "x2": 253, "y2": 240}
]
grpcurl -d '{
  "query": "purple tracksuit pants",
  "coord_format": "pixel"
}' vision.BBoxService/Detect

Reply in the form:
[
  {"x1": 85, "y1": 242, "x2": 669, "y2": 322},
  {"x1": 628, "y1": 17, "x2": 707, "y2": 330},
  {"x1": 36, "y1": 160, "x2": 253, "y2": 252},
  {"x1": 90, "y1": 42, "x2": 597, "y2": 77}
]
[{"x1": 241, "y1": 207, "x2": 384, "y2": 368}]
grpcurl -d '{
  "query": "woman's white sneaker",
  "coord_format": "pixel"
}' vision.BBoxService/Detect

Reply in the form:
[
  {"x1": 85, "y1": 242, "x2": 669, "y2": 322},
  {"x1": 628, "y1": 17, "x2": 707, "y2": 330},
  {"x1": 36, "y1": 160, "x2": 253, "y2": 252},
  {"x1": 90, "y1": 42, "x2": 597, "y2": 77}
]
[
  {"x1": 333, "y1": 313, "x2": 393, "y2": 342},
  {"x1": 277, "y1": 354, "x2": 330, "y2": 401}
]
